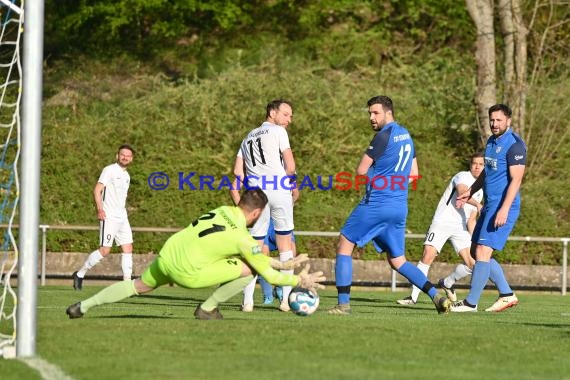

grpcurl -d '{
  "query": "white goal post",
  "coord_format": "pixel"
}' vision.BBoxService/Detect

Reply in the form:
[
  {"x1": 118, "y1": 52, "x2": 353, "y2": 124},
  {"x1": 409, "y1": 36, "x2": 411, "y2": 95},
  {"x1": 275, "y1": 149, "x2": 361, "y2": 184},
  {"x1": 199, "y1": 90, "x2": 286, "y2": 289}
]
[{"x1": 0, "y1": 0, "x2": 44, "y2": 359}]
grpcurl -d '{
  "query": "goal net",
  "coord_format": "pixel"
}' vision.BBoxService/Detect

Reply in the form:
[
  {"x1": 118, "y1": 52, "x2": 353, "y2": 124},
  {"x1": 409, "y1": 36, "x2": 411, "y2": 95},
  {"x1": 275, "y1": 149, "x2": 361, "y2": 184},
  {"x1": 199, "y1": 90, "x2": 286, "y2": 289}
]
[{"x1": 0, "y1": 0, "x2": 22, "y2": 358}]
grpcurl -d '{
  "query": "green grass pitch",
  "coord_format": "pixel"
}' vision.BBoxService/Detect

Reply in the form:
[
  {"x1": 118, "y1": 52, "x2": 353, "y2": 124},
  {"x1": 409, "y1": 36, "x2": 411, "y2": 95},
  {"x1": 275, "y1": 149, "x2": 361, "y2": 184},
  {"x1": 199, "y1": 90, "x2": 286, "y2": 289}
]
[{"x1": 1, "y1": 285, "x2": 569, "y2": 380}]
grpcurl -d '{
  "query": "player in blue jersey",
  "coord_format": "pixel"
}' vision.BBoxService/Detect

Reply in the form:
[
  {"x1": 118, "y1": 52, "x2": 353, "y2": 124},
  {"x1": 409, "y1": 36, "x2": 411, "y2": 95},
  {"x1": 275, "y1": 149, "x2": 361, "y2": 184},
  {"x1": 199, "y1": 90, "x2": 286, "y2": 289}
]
[
  {"x1": 451, "y1": 104, "x2": 526, "y2": 312},
  {"x1": 328, "y1": 95, "x2": 451, "y2": 315}
]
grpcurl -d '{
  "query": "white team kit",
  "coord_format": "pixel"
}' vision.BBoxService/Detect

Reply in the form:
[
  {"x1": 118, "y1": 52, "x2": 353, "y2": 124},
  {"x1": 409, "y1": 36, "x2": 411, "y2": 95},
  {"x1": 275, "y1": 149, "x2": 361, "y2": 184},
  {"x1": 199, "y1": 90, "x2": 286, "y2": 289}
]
[
  {"x1": 424, "y1": 171, "x2": 483, "y2": 253},
  {"x1": 238, "y1": 121, "x2": 294, "y2": 236},
  {"x1": 98, "y1": 162, "x2": 133, "y2": 247}
]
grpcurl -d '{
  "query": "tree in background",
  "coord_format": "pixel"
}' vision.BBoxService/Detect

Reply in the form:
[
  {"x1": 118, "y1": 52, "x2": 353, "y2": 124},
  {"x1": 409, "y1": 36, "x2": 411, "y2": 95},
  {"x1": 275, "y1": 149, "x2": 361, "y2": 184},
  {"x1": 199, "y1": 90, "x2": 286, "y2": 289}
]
[
  {"x1": 523, "y1": 0, "x2": 570, "y2": 178},
  {"x1": 465, "y1": 0, "x2": 528, "y2": 142},
  {"x1": 465, "y1": 0, "x2": 569, "y2": 177},
  {"x1": 498, "y1": 0, "x2": 528, "y2": 136},
  {"x1": 42, "y1": 0, "x2": 568, "y2": 177}
]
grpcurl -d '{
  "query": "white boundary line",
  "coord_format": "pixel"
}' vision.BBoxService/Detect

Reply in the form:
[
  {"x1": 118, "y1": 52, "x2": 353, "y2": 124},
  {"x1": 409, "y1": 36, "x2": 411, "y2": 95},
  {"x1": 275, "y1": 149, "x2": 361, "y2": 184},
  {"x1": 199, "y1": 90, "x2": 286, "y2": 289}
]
[{"x1": 20, "y1": 356, "x2": 75, "y2": 380}]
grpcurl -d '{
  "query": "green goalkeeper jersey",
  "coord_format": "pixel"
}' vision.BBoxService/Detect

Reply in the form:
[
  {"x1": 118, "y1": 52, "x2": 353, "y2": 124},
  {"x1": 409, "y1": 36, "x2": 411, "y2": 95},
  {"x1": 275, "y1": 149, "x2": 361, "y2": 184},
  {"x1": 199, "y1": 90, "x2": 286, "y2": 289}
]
[{"x1": 158, "y1": 205, "x2": 298, "y2": 287}]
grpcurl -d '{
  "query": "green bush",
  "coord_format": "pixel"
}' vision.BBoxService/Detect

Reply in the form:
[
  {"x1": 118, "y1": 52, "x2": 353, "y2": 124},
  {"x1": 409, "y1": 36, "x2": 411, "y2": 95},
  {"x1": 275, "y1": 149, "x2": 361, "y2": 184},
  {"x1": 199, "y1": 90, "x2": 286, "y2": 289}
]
[
  {"x1": 37, "y1": 1, "x2": 570, "y2": 264},
  {"x1": 40, "y1": 49, "x2": 570, "y2": 264}
]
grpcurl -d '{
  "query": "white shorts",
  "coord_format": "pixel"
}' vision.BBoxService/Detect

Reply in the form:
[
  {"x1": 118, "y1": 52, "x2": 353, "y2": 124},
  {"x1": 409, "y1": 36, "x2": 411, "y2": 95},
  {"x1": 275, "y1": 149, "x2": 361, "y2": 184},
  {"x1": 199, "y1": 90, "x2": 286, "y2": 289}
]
[
  {"x1": 250, "y1": 189, "x2": 294, "y2": 238},
  {"x1": 423, "y1": 221, "x2": 471, "y2": 254},
  {"x1": 99, "y1": 217, "x2": 133, "y2": 247}
]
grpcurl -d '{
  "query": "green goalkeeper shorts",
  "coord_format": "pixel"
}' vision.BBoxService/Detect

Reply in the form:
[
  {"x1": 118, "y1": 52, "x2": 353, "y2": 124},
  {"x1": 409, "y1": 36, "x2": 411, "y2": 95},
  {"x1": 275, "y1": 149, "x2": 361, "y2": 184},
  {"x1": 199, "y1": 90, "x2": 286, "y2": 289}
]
[{"x1": 141, "y1": 256, "x2": 245, "y2": 289}]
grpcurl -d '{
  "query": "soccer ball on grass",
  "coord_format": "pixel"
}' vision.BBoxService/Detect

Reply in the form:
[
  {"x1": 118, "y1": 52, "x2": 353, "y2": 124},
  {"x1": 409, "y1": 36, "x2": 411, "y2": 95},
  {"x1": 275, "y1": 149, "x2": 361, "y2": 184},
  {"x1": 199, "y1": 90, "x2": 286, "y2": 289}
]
[{"x1": 288, "y1": 287, "x2": 320, "y2": 316}]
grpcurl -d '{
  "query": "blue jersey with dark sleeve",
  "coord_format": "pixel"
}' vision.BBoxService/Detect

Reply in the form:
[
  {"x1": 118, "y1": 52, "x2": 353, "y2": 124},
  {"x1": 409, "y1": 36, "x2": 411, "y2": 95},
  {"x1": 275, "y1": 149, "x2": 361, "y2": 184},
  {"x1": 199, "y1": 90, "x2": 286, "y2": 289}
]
[
  {"x1": 362, "y1": 122, "x2": 415, "y2": 204},
  {"x1": 484, "y1": 128, "x2": 527, "y2": 208}
]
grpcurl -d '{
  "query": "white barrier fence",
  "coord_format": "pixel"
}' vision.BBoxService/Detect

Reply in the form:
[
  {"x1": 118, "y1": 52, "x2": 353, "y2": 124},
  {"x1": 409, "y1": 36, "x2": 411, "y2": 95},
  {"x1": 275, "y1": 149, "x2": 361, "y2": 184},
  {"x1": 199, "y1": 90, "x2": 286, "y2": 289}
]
[
  {"x1": 294, "y1": 231, "x2": 569, "y2": 295},
  {"x1": 3, "y1": 224, "x2": 568, "y2": 294}
]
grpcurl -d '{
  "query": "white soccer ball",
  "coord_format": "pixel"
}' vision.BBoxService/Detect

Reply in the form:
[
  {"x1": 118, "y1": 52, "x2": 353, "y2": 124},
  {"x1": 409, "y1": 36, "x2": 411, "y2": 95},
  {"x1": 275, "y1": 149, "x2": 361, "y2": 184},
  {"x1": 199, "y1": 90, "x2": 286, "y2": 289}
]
[{"x1": 288, "y1": 287, "x2": 320, "y2": 316}]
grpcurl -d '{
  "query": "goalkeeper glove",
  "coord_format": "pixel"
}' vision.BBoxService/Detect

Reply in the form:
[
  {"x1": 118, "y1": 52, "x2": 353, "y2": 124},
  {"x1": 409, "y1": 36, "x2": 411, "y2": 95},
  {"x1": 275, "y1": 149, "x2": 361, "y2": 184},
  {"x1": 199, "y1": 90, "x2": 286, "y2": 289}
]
[
  {"x1": 296, "y1": 264, "x2": 326, "y2": 291},
  {"x1": 269, "y1": 253, "x2": 309, "y2": 270}
]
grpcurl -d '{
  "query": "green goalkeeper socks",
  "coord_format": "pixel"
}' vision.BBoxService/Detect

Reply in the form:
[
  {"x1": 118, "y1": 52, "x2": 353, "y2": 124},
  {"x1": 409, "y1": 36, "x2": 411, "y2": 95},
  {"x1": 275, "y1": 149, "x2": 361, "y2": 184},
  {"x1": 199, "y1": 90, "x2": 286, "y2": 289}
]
[
  {"x1": 80, "y1": 280, "x2": 138, "y2": 314},
  {"x1": 201, "y1": 275, "x2": 254, "y2": 311}
]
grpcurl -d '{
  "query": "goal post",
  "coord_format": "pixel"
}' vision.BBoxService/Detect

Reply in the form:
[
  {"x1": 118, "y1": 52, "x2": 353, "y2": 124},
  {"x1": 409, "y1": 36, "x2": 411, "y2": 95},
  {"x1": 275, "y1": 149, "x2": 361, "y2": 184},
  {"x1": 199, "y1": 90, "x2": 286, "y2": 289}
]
[
  {"x1": 0, "y1": 0, "x2": 24, "y2": 359},
  {"x1": 0, "y1": 0, "x2": 44, "y2": 359},
  {"x1": 17, "y1": 0, "x2": 44, "y2": 358}
]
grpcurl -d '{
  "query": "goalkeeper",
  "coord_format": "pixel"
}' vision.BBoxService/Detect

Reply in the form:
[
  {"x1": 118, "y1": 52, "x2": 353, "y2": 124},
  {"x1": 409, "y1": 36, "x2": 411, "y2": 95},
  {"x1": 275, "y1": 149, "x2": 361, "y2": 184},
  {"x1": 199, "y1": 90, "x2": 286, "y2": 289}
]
[{"x1": 66, "y1": 188, "x2": 325, "y2": 320}]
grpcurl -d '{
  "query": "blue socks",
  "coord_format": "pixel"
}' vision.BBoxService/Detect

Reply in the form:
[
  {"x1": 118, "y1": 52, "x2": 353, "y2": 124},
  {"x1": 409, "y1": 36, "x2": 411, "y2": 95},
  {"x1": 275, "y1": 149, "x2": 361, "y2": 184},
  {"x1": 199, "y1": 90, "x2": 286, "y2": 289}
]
[
  {"x1": 258, "y1": 275, "x2": 273, "y2": 300},
  {"x1": 489, "y1": 258, "x2": 513, "y2": 295},
  {"x1": 335, "y1": 254, "x2": 352, "y2": 304},
  {"x1": 398, "y1": 261, "x2": 437, "y2": 299},
  {"x1": 466, "y1": 261, "x2": 491, "y2": 305}
]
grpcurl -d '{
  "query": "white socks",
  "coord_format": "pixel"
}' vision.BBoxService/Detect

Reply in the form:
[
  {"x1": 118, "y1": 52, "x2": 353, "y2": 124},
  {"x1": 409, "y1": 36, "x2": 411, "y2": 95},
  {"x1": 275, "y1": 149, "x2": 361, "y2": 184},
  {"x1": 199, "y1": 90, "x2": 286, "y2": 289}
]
[
  {"x1": 78, "y1": 250, "x2": 134, "y2": 280},
  {"x1": 121, "y1": 252, "x2": 133, "y2": 280},
  {"x1": 242, "y1": 275, "x2": 258, "y2": 306},
  {"x1": 444, "y1": 264, "x2": 472, "y2": 288},
  {"x1": 279, "y1": 250, "x2": 294, "y2": 304},
  {"x1": 410, "y1": 261, "x2": 430, "y2": 302},
  {"x1": 78, "y1": 250, "x2": 104, "y2": 277},
  {"x1": 243, "y1": 250, "x2": 294, "y2": 308}
]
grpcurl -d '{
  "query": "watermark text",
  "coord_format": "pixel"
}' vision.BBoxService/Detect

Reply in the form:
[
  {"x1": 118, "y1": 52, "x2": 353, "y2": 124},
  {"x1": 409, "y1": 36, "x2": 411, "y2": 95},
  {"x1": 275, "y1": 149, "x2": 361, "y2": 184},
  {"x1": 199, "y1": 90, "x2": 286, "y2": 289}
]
[{"x1": 147, "y1": 171, "x2": 421, "y2": 191}]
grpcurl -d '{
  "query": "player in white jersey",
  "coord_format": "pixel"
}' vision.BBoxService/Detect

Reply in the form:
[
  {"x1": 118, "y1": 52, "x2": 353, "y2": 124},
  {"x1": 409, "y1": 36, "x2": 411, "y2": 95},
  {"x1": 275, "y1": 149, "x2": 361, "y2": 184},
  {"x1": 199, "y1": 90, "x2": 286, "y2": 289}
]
[
  {"x1": 230, "y1": 99, "x2": 298, "y2": 312},
  {"x1": 397, "y1": 152, "x2": 484, "y2": 304},
  {"x1": 72, "y1": 144, "x2": 135, "y2": 290}
]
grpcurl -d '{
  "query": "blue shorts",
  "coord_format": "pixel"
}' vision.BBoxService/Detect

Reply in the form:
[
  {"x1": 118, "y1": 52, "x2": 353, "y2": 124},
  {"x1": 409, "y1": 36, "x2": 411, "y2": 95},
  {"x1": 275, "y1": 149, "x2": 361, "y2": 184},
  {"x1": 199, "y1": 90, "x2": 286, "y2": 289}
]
[
  {"x1": 264, "y1": 221, "x2": 295, "y2": 252},
  {"x1": 472, "y1": 205, "x2": 520, "y2": 251},
  {"x1": 340, "y1": 202, "x2": 407, "y2": 257}
]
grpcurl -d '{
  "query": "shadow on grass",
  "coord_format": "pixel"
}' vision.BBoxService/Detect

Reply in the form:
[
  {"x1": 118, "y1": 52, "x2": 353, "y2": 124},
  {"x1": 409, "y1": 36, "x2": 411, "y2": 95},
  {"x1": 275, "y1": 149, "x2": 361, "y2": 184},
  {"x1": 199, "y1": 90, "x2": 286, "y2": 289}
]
[
  {"x1": 321, "y1": 293, "x2": 441, "y2": 313},
  {"x1": 348, "y1": 296, "x2": 397, "y2": 304},
  {"x1": 117, "y1": 301, "x2": 197, "y2": 308},
  {"x1": 97, "y1": 314, "x2": 183, "y2": 319},
  {"x1": 135, "y1": 294, "x2": 200, "y2": 302},
  {"x1": 499, "y1": 321, "x2": 570, "y2": 329}
]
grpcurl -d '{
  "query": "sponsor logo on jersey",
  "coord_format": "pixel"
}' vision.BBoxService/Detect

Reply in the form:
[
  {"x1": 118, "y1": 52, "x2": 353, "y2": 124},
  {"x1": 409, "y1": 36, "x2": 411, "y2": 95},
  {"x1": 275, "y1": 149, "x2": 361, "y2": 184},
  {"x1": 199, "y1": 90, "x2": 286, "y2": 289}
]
[
  {"x1": 514, "y1": 155, "x2": 524, "y2": 161},
  {"x1": 247, "y1": 129, "x2": 269, "y2": 138},
  {"x1": 485, "y1": 157, "x2": 498, "y2": 170},
  {"x1": 220, "y1": 210, "x2": 237, "y2": 230},
  {"x1": 393, "y1": 133, "x2": 411, "y2": 142}
]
